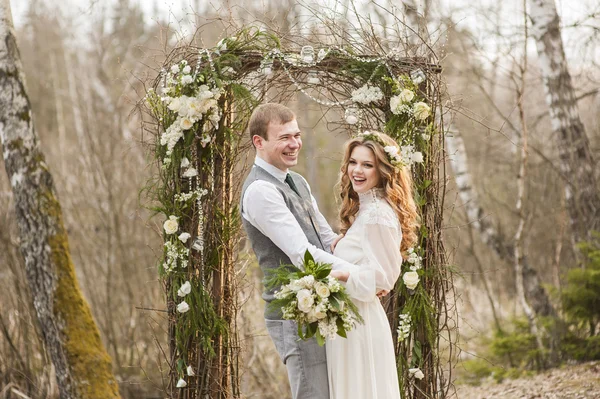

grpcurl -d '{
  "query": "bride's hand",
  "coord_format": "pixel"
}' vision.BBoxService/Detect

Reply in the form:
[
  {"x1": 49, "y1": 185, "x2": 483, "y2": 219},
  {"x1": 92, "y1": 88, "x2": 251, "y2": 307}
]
[
  {"x1": 331, "y1": 234, "x2": 344, "y2": 252},
  {"x1": 329, "y1": 270, "x2": 350, "y2": 282}
]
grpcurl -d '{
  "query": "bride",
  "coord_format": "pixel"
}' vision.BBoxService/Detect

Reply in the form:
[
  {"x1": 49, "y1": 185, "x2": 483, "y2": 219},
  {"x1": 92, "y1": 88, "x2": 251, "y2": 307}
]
[{"x1": 328, "y1": 131, "x2": 419, "y2": 399}]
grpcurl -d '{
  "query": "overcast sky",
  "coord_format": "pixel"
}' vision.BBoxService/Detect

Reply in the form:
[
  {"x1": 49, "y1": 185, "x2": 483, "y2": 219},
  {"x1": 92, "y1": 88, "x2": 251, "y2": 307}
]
[{"x1": 8, "y1": 0, "x2": 600, "y2": 68}]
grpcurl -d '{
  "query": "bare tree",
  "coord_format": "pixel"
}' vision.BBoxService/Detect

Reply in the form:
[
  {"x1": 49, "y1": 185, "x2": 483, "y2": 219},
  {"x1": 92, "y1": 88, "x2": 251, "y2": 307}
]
[
  {"x1": 0, "y1": 1, "x2": 120, "y2": 397},
  {"x1": 528, "y1": 0, "x2": 600, "y2": 244}
]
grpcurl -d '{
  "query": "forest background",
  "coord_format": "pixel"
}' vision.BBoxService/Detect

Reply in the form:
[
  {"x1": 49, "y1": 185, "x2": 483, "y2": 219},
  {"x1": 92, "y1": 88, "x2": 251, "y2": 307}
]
[{"x1": 1, "y1": 0, "x2": 599, "y2": 397}]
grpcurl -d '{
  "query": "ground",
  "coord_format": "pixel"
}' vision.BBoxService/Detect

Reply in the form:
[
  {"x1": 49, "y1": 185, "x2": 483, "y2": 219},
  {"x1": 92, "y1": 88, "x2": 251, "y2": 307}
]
[{"x1": 455, "y1": 361, "x2": 600, "y2": 398}]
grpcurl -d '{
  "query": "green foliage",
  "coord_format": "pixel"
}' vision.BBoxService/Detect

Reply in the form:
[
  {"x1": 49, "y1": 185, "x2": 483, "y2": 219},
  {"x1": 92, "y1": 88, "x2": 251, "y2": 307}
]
[
  {"x1": 458, "y1": 358, "x2": 528, "y2": 385},
  {"x1": 562, "y1": 232, "x2": 600, "y2": 335},
  {"x1": 489, "y1": 320, "x2": 540, "y2": 368},
  {"x1": 561, "y1": 335, "x2": 600, "y2": 361}
]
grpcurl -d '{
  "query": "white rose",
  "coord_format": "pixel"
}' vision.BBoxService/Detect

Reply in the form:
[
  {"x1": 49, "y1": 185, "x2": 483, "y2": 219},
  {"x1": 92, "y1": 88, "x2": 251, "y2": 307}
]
[
  {"x1": 180, "y1": 157, "x2": 190, "y2": 168},
  {"x1": 290, "y1": 279, "x2": 304, "y2": 292},
  {"x1": 403, "y1": 271, "x2": 420, "y2": 290},
  {"x1": 178, "y1": 232, "x2": 191, "y2": 243},
  {"x1": 306, "y1": 309, "x2": 318, "y2": 323},
  {"x1": 183, "y1": 168, "x2": 198, "y2": 178},
  {"x1": 181, "y1": 75, "x2": 193, "y2": 85},
  {"x1": 164, "y1": 215, "x2": 178, "y2": 235},
  {"x1": 300, "y1": 275, "x2": 315, "y2": 289},
  {"x1": 409, "y1": 368, "x2": 424, "y2": 380},
  {"x1": 180, "y1": 117, "x2": 194, "y2": 130},
  {"x1": 296, "y1": 289, "x2": 314, "y2": 313},
  {"x1": 177, "y1": 301, "x2": 190, "y2": 313},
  {"x1": 399, "y1": 89, "x2": 415, "y2": 103},
  {"x1": 182, "y1": 65, "x2": 191, "y2": 74},
  {"x1": 413, "y1": 102, "x2": 431, "y2": 121},
  {"x1": 176, "y1": 378, "x2": 187, "y2": 388},
  {"x1": 384, "y1": 145, "x2": 399, "y2": 156},
  {"x1": 171, "y1": 65, "x2": 180, "y2": 74},
  {"x1": 314, "y1": 282, "x2": 330, "y2": 298},
  {"x1": 412, "y1": 152, "x2": 424, "y2": 163},
  {"x1": 168, "y1": 97, "x2": 183, "y2": 113},
  {"x1": 187, "y1": 365, "x2": 195, "y2": 376},
  {"x1": 390, "y1": 95, "x2": 401, "y2": 114},
  {"x1": 177, "y1": 281, "x2": 192, "y2": 297},
  {"x1": 314, "y1": 303, "x2": 327, "y2": 319}
]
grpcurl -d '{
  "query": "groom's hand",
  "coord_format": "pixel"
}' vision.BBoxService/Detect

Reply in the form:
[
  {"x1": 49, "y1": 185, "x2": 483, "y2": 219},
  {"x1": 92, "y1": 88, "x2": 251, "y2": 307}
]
[
  {"x1": 377, "y1": 290, "x2": 389, "y2": 298},
  {"x1": 331, "y1": 234, "x2": 344, "y2": 252}
]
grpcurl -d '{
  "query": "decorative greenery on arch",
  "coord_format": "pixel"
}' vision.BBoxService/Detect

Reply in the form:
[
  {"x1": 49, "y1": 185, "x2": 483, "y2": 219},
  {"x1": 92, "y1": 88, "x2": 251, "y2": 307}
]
[{"x1": 142, "y1": 26, "x2": 452, "y2": 399}]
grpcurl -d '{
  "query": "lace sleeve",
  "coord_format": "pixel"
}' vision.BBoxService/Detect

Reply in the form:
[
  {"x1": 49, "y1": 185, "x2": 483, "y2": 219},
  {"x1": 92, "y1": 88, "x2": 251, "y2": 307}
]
[{"x1": 345, "y1": 202, "x2": 403, "y2": 301}]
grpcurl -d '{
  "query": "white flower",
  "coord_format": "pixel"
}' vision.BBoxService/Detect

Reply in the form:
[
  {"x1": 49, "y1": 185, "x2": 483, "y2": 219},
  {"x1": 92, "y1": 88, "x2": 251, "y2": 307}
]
[
  {"x1": 413, "y1": 102, "x2": 431, "y2": 121},
  {"x1": 403, "y1": 271, "x2": 420, "y2": 290},
  {"x1": 164, "y1": 215, "x2": 179, "y2": 235},
  {"x1": 351, "y1": 85, "x2": 384, "y2": 105},
  {"x1": 171, "y1": 65, "x2": 180, "y2": 74},
  {"x1": 182, "y1": 65, "x2": 191, "y2": 74},
  {"x1": 422, "y1": 133, "x2": 430, "y2": 141},
  {"x1": 390, "y1": 95, "x2": 401, "y2": 115},
  {"x1": 314, "y1": 303, "x2": 327, "y2": 319},
  {"x1": 180, "y1": 117, "x2": 194, "y2": 130},
  {"x1": 290, "y1": 279, "x2": 304, "y2": 292},
  {"x1": 399, "y1": 89, "x2": 415, "y2": 103},
  {"x1": 183, "y1": 167, "x2": 198, "y2": 178},
  {"x1": 178, "y1": 281, "x2": 192, "y2": 297},
  {"x1": 187, "y1": 365, "x2": 195, "y2": 376},
  {"x1": 176, "y1": 378, "x2": 187, "y2": 388},
  {"x1": 409, "y1": 368, "x2": 425, "y2": 380},
  {"x1": 300, "y1": 275, "x2": 315, "y2": 289},
  {"x1": 314, "y1": 282, "x2": 330, "y2": 298},
  {"x1": 296, "y1": 289, "x2": 314, "y2": 313},
  {"x1": 181, "y1": 75, "x2": 193, "y2": 85},
  {"x1": 177, "y1": 301, "x2": 190, "y2": 313},
  {"x1": 168, "y1": 97, "x2": 184, "y2": 113},
  {"x1": 178, "y1": 232, "x2": 191, "y2": 243},
  {"x1": 180, "y1": 157, "x2": 190, "y2": 168},
  {"x1": 397, "y1": 313, "x2": 412, "y2": 342},
  {"x1": 411, "y1": 151, "x2": 424, "y2": 163},
  {"x1": 345, "y1": 114, "x2": 358, "y2": 125},
  {"x1": 384, "y1": 145, "x2": 399, "y2": 157}
]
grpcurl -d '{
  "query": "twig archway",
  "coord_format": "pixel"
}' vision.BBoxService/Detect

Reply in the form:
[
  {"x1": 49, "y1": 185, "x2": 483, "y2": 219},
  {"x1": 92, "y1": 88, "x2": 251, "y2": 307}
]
[{"x1": 142, "y1": 26, "x2": 451, "y2": 399}]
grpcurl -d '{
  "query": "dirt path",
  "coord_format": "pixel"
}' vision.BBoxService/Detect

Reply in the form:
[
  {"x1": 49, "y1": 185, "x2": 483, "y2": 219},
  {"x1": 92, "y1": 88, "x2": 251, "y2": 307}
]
[{"x1": 454, "y1": 361, "x2": 600, "y2": 398}]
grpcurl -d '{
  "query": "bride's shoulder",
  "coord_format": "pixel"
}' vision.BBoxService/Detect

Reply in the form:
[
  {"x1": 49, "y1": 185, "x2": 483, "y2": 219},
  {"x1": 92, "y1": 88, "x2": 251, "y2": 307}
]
[{"x1": 363, "y1": 197, "x2": 399, "y2": 229}]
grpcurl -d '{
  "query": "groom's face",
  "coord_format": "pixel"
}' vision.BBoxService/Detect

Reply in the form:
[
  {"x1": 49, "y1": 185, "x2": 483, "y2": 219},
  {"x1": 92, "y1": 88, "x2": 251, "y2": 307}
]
[{"x1": 256, "y1": 119, "x2": 302, "y2": 171}]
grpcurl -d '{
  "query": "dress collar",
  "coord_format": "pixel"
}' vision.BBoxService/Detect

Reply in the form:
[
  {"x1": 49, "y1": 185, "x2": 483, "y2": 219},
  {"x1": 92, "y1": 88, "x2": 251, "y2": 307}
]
[
  {"x1": 358, "y1": 188, "x2": 384, "y2": 208},
  {"x1": 254, "y1": 156, "x2": 288, "y2": 182}
]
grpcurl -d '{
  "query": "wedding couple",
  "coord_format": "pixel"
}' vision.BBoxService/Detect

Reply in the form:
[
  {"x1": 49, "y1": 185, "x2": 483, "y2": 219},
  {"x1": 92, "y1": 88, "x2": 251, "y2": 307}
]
[{"x1": 240, "y1": 103, "x2": 419, "y2": 399}]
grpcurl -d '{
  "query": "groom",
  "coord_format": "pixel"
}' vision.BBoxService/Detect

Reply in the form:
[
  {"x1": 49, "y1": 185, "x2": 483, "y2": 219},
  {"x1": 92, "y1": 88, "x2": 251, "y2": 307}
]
[{"x1": 240, "y1": 103, "x2": 356, "y2": 399}]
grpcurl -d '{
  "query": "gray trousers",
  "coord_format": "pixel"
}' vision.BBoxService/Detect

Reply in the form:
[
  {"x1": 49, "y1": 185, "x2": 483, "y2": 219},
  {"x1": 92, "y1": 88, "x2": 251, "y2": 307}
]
[{"x1": 265, "y1": 319, "x2": 329, "y2": 399}]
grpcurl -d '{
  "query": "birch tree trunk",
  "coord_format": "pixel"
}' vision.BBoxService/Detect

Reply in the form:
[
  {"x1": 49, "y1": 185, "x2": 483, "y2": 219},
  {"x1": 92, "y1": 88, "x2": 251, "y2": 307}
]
[
  {"x1": 528, "y1": 0, "x2": 600, "y2": 243},
  {"x1": 445, "y1": 123, "x2": 556, "y2": 318},
  {"x1": 0, "y1": 2, "x2": 120, "y2": 398}
]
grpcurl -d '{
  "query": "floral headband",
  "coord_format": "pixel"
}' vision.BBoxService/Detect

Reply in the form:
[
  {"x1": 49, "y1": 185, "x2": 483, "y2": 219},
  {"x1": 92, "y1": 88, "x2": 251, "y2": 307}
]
[{"x1": 357, "y1": 131, "x2": 404, "y2": 168}]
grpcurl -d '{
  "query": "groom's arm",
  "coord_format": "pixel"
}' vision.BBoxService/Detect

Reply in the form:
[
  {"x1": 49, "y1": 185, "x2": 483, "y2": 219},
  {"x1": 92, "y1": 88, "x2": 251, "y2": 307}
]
[{"x1": 242, "y1": 181, "x2": 357, "y2": 271}]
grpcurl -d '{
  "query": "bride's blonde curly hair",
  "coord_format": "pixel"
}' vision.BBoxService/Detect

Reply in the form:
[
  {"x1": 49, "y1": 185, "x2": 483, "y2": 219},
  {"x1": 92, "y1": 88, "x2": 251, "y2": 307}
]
[{"x1": 338, "y1": 132, "x2": 420, "y2": 256}]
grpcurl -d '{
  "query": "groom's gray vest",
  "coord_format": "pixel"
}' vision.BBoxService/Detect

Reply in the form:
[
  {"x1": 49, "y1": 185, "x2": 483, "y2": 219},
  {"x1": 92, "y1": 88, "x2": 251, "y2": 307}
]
[{"x1": 241, "y1": 165, "x2": 326, "y2": 319}]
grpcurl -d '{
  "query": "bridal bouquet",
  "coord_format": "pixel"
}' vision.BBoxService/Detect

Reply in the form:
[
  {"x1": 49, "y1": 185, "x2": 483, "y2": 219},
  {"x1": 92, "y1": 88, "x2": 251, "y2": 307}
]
[{"x1": 264, "y1": 251, "x2": 363, "y2": 346}]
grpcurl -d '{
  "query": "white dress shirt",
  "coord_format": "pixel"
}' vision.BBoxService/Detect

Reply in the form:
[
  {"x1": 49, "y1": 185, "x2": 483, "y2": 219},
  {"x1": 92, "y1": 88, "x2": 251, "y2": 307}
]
[{"x1": 242, "y1": 156, "x2": 357, "y2": 271}]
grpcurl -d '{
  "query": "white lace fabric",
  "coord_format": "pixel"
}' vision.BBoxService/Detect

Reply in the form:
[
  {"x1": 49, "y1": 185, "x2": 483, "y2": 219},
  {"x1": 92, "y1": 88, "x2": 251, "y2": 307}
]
[{"x1": 336, "y1": 188, "x2": 403, "y2": 302}]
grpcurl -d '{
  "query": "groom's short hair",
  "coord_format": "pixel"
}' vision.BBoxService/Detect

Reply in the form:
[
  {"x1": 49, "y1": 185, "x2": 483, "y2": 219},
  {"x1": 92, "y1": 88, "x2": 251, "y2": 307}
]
[{"x1": 249, "y1": 103, "x2": 296, "y2": 141}]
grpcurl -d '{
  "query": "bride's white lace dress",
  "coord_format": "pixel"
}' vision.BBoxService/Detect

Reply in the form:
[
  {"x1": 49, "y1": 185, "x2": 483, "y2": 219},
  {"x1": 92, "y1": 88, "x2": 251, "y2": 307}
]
[{"x1": 327, "y1": 188, "x2": 402, "y2": 399}]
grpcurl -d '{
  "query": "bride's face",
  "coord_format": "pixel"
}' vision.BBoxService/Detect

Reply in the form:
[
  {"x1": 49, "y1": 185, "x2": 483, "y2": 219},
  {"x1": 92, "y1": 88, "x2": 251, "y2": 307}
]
[{"x1": 347, "y1": 145, "x2": 381, "y2": 194}]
